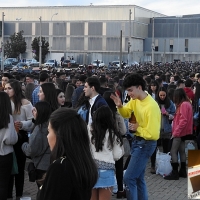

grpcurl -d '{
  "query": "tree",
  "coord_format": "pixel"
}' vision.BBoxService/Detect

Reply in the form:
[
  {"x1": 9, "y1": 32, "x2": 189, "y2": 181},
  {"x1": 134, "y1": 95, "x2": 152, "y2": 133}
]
[
  {"x1": 31, "y1": 37, "x2": 49, "y2": 63},
  {"x1": 4, "y1": 30, "x2": 26, "y2": 58}
]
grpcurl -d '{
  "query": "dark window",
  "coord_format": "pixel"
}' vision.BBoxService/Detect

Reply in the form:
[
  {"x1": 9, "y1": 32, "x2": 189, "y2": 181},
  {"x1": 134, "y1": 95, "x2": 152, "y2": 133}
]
[
  {"x1": 170, "y1": 45, "x2": 173, "y2": 52},
  {"x1": 185, "y1": 39, "x2": 188, "y2": 52}
]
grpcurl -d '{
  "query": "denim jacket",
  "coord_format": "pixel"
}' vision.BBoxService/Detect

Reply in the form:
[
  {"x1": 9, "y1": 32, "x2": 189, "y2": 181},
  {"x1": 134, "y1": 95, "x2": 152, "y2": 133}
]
[{"x1": 161, "y1": 101, "x2": 176, "y2": 133}]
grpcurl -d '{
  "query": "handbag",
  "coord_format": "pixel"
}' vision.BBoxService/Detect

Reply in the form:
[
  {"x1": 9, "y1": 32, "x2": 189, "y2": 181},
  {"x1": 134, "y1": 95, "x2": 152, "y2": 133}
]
[
  {"x1": 27, "y1": 146, "x2": 49, "y2": 182},
  {"x1": 11, "y1": 151, "x2": 18, "y2": 175},
  {"x1": 112, "y1": 138, "x2": 124, "y2": 161}
]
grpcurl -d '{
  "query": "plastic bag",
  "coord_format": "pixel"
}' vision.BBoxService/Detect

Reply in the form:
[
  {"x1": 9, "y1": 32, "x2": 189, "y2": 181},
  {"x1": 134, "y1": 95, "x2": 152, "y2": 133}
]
[
  {"x1": 156, "y1": 149, "x2": 172, "y2": 176},
  {"x1": 185, "y1": 141, "x2": 195, "y2": 157}
]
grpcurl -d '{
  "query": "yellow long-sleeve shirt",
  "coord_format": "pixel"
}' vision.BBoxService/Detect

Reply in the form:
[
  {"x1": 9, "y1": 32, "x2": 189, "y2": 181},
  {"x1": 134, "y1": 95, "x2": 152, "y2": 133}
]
[{"x1": 118, "y1": 94, "x2": 161, "y2": 140}]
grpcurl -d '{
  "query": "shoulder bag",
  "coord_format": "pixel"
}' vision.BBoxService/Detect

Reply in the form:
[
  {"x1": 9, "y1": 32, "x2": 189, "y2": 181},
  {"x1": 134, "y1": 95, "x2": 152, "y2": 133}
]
[
  {"x1": 27, "y1": 146, "x2": 49, "y2": 182},
  {"x1": 112, "y1": 138, "x2": 124, "y2": 161}
]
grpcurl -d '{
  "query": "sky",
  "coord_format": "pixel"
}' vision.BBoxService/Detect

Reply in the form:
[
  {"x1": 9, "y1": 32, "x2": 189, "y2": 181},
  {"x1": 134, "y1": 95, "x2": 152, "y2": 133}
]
[{"x1": 0, "y1": 0, "x2": 200, "y2": 16}]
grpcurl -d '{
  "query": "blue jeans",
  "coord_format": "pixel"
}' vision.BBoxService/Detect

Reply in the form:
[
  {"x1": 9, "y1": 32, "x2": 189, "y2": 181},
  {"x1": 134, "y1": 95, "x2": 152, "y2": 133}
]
[{"x1": 124, "y1": 139, "x2": 156, "y2": 200}]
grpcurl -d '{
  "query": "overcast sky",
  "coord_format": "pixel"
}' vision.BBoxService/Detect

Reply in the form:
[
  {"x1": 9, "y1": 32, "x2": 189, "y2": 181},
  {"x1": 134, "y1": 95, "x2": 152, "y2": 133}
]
[{"x1": 0, "y1": 0, "x2": 200, "y2": 16}]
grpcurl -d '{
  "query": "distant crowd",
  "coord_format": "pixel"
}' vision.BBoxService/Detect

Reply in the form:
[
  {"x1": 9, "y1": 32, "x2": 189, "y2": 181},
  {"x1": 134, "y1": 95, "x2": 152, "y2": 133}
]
[{"x1": 0, "y1": 60, "x2": 199, "y2": 200}]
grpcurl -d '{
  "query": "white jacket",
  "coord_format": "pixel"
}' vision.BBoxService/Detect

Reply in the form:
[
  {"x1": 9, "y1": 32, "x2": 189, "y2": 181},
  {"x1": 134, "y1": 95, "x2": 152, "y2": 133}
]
[
  {"x1": 88, "y1": 126, "x2": 124, "y2": 165},
  {"x1": 0, "y1": 115, "x2": 18, "y2": 155}
]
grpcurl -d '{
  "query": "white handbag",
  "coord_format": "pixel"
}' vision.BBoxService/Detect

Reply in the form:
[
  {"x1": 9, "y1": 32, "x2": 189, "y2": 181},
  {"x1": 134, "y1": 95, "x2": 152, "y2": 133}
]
[{"x1": 112, "y1": 139, "x2": 124, "y2": 161}]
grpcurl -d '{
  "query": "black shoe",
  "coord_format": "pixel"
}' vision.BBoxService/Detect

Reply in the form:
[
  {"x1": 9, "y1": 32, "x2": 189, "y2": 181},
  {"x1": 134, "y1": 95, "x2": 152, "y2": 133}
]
[
  {"x1": 164, "y1": 162, "x2": 179, "y2": 180},
  {"x1": 164, "y1": 170, "x2": 179, "y2": 180},
  {"x1": 179, "y1": 168, "x2": 187, "y2": 178},
  {"x1": 116, "y1": 190, "x2": 126, "y2": 199},
  {"x1": 179, "y1": 162, "x2": 187, "y2": 178}
]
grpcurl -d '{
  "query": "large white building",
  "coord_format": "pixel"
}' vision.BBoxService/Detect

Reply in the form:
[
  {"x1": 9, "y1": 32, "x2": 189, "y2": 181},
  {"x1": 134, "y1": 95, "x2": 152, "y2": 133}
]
[{"x1": 0, "y1": 5, "x2": 165, "y2": 64}]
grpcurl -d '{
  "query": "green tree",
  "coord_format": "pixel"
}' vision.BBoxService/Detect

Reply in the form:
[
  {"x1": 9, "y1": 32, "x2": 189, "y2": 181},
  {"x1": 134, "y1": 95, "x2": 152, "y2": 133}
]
[
  {"x1": 31, "y1": 37, "x2": 49, "y2": 63},
  {"x1": 4, "y1": 30, "x2": 26, "y2": 58}
]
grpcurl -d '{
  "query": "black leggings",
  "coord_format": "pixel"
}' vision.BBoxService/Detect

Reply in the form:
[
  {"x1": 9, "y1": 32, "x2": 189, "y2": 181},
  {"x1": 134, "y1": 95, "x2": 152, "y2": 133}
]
[
  {"x1": 7, "y1": 131, "x2": 28, "y2": 198},
  {"x1": 7, "y1": 146, "x2": 26, "y2": 198},
  {"x1": 0, "y1": 153, "x2": 13, "y2": 200},
  {"x1": 170, "y1": 137, "x2": 186, "y2": 163},
  {"x1": 115, "y1": 156, "x2": 124, "y2": 191}
]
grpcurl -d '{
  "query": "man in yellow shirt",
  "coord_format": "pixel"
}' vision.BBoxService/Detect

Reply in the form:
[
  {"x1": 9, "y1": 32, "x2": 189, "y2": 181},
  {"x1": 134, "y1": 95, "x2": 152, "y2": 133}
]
[{"x1": 111, "y1": 73, "x2": 161, "y2": 200}]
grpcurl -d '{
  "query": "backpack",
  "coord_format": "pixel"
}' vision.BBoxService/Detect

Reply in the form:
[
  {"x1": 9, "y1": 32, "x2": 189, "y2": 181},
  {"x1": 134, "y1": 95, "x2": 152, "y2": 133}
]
[{"x1": 77, "y1": 104, "x2": 89, "y2": 122}]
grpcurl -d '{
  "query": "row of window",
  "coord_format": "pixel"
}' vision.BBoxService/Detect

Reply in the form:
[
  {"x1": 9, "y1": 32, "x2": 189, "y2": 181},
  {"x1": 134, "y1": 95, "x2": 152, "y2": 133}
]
[{"x1": 154, "y1": 39, "x2": 189, "y2": 52}]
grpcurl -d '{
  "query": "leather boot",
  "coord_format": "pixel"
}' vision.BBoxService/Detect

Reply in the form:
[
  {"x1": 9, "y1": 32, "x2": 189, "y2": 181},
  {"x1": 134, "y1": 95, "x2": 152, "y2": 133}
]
[
  {"x1": 179, "y1": 162, "x2": 187, "y2": 178},
  {"x1": 164, "y1": 163, "x2": 179, "y2": 180}
]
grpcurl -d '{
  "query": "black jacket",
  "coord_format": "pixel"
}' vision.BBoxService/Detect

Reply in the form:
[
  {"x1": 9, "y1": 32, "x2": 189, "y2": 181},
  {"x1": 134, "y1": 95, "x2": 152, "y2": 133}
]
[
  {"x1": 37, "y1": 157, "x2": 92, "y2": 200},
  {"x1": 86, "y1": 94, "x2": 108, "y2": 124}
]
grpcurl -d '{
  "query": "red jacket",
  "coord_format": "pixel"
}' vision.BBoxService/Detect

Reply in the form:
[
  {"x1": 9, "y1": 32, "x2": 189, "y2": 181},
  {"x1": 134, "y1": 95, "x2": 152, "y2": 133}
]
[
  {"x1": 183, "y1": 87, "x2": 194, "y2": 103},
  {"x1": 172, "y1": 101, "x2": 193, "y2": 137}
]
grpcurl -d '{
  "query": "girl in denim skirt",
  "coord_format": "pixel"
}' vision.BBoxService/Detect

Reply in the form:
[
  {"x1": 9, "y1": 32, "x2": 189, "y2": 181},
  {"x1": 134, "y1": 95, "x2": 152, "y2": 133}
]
[{"x1": 88, "y1": 105, "x2": 124, "y2": 200}]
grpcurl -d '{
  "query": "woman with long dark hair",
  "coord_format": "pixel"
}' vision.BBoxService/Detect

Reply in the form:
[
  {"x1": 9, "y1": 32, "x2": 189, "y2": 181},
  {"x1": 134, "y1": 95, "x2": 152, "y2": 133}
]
[
  {"x1": 103, "y1": 91, "x2": 126, "y2": 198},
  {"x1": 38, "y1": 82, "x2": 59, "y2": 112},
  {"x1": 164, "y1": 88, "x2": 193, "y2": 180},
  {"x1": 155, "y1": 87, "x2": 176, "y2": 153},
  {"x1": 0, "y1": 92, "x2": 18, "y2": 200},
  {"x1": 64, "y1": 83, "x2": 75, "y2": 108},
  {"x1": 89, "y1": 106, "x2": 124, "y2": 200},
  {"x1": 22, "y1": 101, "x2": 51, "y2": 188},
  {"x1": 147, "y1": 80, "x2": 159, "y2": 100},
  {"x1": 55, "y1": 88, "x2": 66, "y2": 107},
  {"x1": 4, "y1": 79, "x2": 33, "y2": 199},
  {"x1": 37, "y1": 108, "x2": 98, "y2": 200}
]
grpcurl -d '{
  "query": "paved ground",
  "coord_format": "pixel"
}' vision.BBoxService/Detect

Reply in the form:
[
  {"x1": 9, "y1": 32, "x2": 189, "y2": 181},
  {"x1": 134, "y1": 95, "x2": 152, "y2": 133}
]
[{"x1": 11, "y1": 157, "x2": 187, "y2": 200}]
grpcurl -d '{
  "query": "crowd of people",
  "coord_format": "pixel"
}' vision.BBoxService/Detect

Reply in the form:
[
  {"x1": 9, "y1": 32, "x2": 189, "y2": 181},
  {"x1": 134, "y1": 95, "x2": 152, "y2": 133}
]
[{"x1": 0, "y1": 60, "x2": 199, "y2": 200}]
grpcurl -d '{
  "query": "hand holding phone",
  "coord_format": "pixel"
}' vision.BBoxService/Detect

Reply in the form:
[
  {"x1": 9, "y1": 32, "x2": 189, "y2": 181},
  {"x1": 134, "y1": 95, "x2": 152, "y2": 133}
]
[{"x1": 161, "y1": 107, "x2": 166, "y2": 114}]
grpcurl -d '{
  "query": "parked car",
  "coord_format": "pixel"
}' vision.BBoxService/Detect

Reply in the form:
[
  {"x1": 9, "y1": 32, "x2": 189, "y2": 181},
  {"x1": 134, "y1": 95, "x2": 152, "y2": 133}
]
[
  {"x1": 44, "y1": 59, "x2": 57, "y2": 68},
  {"x1": 62, "y1": 60, "x2": 79, "y2": 68},
  {"x1": 0, "y1": 60, "x2": 14, "y2": 71},
  {"x1": 131, "y1": 61, "x2": 139, "y2": 66},
  {"x1": 92, "y1": 60, "x2": 105, "y2": 68},
  {"x1": 26, "y1": 59, "x2": 40, "y2": 67},
  {"x1": 108, "y1": 61, "x2": 120, "y2": 69},
  {"x1": 5, "y1": 58, "x2": 19, "y2": 65},
  {"x1": 12, "y1": 62, "x2": 32, "y2": 73}
]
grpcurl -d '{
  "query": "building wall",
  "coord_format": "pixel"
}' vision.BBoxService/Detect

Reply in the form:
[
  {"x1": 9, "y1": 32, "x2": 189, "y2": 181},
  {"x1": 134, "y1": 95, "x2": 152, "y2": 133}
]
[
  {"x1": 145, "y1": 16, "x2": 200, "y2": 62},
  {"x1": 0, "y1": 6, "x2": 136, "y2": 22},
  {"x1": 0, "y1": 5, "x2": 165, "y2": 64}
]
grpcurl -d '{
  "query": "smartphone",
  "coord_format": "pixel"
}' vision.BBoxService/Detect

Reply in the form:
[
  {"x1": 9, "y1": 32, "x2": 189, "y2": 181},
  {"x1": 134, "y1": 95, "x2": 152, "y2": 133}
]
[{"x1": 161, "y1": 107, "x2": 166, "y2": 114}]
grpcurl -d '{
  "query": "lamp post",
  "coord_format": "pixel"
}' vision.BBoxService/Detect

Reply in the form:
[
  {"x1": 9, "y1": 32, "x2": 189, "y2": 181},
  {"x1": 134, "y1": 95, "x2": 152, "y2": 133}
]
[
  {"x1": 50, "y1": 13, "x2": 58, "y2": 59},
  {"x1": 16, "y1": 18, "x2": 22, "y2": 60},
  {"x1": 151, "y1": 17, "x2": 155, "y2": 65},
  {"x1": 1, "y1": 12, "x2": 5, "y2": 72},
  {"x1": 128, "y1": 9, "x2": 132, "y2": 65},
  {"x1": 176, "y1": 15, "x2": 182, "y2": 59},
  {"x1": 178, "y1": 17, "x2": 179, "y2": 59},
  {"x1": 39, "y1": 16, "x2": 42, "y2": 67}
]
